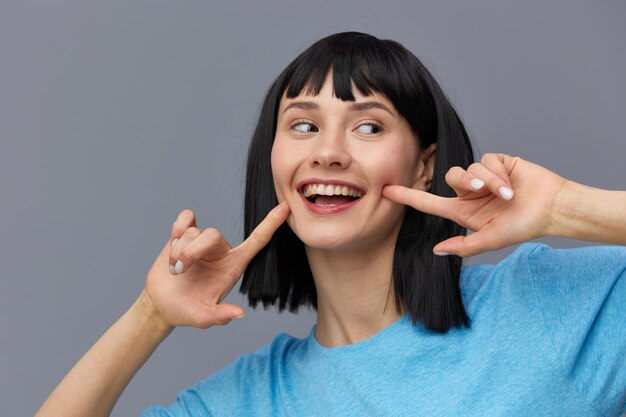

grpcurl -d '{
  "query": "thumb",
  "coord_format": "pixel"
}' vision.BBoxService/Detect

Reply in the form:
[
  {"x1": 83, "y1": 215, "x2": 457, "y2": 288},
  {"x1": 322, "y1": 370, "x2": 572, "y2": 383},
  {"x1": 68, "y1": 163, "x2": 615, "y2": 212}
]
[
  {"x1": 433, "y1": 231, "x2": 500, "y2": 258},
  {"x1": 199, "y1": 303, "x2": 247, "y2": 327}
]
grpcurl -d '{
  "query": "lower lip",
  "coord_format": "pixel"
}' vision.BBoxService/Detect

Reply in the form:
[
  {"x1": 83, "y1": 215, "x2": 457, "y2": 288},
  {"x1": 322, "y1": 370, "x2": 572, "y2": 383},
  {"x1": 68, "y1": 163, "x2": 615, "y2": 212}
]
[{"x1": 299, "y1": 192, "x2": 364, "y2": 214}]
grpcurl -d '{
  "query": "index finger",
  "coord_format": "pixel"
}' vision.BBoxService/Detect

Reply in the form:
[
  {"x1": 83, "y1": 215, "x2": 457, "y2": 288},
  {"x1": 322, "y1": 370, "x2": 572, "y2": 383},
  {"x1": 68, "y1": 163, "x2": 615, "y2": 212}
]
[
  {"x1": 382, "y1": 185, "x2": 457, "y2": 221},
  {"x1": 234, "y1": 201, "x2": 291, "y2": 263}
]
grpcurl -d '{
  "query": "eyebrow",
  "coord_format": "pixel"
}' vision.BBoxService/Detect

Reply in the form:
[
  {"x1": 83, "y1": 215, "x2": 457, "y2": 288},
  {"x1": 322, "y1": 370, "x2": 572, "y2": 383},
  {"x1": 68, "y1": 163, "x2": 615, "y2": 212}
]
[{"x1": 281, "y1": 100, "x2": 395, "y2": 118}]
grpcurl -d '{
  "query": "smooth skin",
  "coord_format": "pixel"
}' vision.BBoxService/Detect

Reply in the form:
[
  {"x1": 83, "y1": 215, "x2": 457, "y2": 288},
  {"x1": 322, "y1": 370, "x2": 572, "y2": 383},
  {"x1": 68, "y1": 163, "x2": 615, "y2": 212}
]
[{"x1": 35, "y1": 155, "x2": 626, "y2": 416}]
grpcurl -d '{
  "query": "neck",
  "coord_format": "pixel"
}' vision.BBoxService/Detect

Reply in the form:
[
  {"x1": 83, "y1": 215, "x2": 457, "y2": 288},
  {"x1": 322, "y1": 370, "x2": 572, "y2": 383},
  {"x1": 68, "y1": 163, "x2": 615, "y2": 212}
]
[{"x1": 307, "y1": 229, "x2": 406, "y2": 348}]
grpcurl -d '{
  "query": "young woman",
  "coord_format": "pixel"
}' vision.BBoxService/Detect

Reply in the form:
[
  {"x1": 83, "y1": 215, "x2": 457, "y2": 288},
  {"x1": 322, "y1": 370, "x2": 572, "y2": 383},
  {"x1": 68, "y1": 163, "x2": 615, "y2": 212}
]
[{"x1": 36, "y1": 32, "x2": 626, "y2": 417}]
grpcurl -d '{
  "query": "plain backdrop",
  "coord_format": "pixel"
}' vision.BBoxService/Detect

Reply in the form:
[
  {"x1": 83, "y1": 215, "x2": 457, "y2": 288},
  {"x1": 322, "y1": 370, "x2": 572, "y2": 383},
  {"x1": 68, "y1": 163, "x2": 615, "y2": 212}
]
[{"x1": 1, "y1": 1, "x2": 625, "y2": 416}]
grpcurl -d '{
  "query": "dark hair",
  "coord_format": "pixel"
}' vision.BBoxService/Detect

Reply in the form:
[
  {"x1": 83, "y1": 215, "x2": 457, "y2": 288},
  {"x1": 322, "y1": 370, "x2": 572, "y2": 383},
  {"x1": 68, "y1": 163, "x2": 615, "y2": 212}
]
[{"x1": 240, "y1": 32, "x2": 475, "y2": 333}]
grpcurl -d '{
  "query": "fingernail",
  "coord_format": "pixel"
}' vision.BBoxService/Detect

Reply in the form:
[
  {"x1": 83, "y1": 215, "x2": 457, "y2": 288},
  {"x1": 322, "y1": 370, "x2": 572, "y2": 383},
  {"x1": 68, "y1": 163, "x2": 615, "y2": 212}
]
[
  {"x1": 434, "y1": 251, "x2": 449, "y2": 256},
  {"x1": 498, "y1": 186, "x2": 514, "y2": 200},
  {"x1": 174, "y1": 260, "x2": 184, "y2": 274},
  {"x1": 169, "y1": 264, "x2": 177, "y2": 275},
  {"x1": 233, "y1": 314, "x2": 246, "y2": 319},
  {"x1": 171, "y1": 238, "x2": 178, "y2": 248},
  {"x1": 470, "y1": 179, "x2": 485, "y2": 190}
]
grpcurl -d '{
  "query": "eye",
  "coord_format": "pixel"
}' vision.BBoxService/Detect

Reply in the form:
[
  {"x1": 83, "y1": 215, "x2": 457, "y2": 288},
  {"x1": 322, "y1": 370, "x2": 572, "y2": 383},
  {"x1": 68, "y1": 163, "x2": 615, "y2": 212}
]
[
  {"x1": 355, "y1": 122, "x2": 383, "y2": 135},
  {"x1": 291, "y1": 120, "x2": 319, "y2": 133}
]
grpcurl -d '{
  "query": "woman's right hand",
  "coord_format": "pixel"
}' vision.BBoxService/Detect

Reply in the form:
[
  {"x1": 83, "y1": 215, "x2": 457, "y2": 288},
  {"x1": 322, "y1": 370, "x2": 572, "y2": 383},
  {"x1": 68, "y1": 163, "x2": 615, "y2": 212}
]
[{"x1": 143, "y1": 201, "x2": 290, "y2": 330}]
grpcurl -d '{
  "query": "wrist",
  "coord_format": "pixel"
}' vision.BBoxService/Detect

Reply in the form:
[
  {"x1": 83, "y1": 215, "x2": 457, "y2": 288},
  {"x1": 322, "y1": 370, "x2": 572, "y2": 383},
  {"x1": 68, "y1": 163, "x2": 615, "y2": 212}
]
[
  {"x1": 132, "y1": 290, "x2": 175, "y2": 340},
  {"x1": 545, "y1": 179, "x2": 578, "y2": 239},
  {"x1": 545, "y1": 179, "x2": 625, "y2": 244}
]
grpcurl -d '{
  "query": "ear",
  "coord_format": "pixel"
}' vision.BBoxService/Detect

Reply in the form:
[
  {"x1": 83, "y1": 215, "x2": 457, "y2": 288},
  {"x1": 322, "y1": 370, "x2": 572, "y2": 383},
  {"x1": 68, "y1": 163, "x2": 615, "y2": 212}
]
[{"x1": 412, "y1": 143, "x2": 437, "y2": 191}]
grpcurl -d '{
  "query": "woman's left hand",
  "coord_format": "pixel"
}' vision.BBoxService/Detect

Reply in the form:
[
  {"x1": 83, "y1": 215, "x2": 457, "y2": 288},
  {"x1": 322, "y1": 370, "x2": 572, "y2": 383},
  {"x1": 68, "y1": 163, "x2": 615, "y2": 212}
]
[{"x1": 383, "y1": 153, "x2": 569, "y2": 257}]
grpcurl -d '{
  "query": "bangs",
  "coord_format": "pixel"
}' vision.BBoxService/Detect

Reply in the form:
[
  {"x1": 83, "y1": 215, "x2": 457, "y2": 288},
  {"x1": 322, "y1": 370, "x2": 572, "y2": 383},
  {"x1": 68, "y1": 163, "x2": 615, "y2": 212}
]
[
  {"x1": 282, "y1": 32, "x2": 413, "y2": 103},
  {"x1": 276, "y1": 32, "x2": 437, "y2": 147}
]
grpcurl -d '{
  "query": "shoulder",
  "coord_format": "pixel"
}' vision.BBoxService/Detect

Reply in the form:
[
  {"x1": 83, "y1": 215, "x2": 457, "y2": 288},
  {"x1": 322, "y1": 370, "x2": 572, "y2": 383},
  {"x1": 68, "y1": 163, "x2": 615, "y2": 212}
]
[
  {"x1": 524, "y1": 243, "x2": 626, "y2": 280},
  {"x1": 522, "y1": 244, "x2": 626, "y2": 417},
  {"x1": 458, "y1": 243, "x2": 626, "y2": 417},
  {"x1": 460, "y1": 242, "x2": 626, "y2": 312},
  {"x1": 459, "y1": 242, "x2": 543, "y2": 301},
  {"x1": 461, "y1": 242, "x2": 626, "y2": 290},
  {"x1": 139, "y1": 331, "x2": 306, "y2": 416}
]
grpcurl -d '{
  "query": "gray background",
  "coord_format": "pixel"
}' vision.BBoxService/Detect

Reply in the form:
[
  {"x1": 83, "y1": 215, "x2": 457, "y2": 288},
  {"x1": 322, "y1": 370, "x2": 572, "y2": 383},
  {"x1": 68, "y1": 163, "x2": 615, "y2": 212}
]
[{"x1": 1, "y1": 1, "x2": 624, "y2": 416}]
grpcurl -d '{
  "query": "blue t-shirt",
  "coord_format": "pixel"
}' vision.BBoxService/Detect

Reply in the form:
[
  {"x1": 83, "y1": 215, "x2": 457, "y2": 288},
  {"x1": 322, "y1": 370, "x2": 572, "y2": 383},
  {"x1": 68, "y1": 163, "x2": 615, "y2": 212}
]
[{"x1": 140, "y1": 243, "x2": 626, "y2": 417}]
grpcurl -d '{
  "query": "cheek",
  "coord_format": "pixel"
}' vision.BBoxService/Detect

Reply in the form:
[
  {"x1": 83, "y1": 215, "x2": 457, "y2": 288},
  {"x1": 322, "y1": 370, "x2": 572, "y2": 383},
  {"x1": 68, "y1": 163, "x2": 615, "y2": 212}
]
[
  {"x1": 368, "y1": 147, "x2": 418, "y2": 187},
  {"x1": 270, "y1": 140, "x2": 297, "y2": 201},
  {"x1": 270, "y1": 146, "x2": 283, "y2": 200}
]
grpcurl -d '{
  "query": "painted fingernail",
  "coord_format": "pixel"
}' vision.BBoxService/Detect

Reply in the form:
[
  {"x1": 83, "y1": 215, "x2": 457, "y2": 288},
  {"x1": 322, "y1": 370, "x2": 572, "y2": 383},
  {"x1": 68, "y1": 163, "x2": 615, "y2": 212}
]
[
  {"x1": 498, "y1": 186, "x2": 514, "y2": 200},
  {"x1": 434, "y1": 251, "x2": 449, "y2": 256},
  {"x1": 169, "y1": 264, "x2": 177, "y2": 275},
  {"x1": 174, "y1": 260, "x2": 184, "y2": 274},
  {"x1": 171, "y1": 238, "x2": 178, "y2": 248},
  {"x1": 470, "y1": 179, "x2": 485, "y2": 190}
]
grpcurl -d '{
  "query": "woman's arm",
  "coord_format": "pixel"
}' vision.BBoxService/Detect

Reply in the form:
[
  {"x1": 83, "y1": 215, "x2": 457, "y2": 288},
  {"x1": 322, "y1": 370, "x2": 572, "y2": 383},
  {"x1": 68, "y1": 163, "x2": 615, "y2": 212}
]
[
  {"x1": 383, "y1": 153, "x2": 626, "y2": 256},
  {"x1": 547, "y1": 181, "x2": 626, "y2": 245},
  {"x1": 35, "y1": 203, "x2": 290, "y2": 417},
  {"x1": 35, "y1": 290, "x2": 173, "y2": 417}
]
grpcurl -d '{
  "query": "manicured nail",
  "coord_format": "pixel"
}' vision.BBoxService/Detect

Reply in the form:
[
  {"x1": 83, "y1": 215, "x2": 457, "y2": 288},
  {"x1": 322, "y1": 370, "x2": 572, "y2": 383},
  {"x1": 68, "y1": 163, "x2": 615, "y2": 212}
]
[
  {"x1": 169, "y1": 264, "x2": 177, "y2": 275},
  {"x1": 171, "y1": 238, "x2": 178, "y2": 248},
  {"x1": 470, "y1": 179, "x2": 485, "y2": 190},
  {"x1": 498, "y1": 186, "x2": 514, "y2": 200},
  {"x1": 434, "y1": 251, "x2": 449, "y2": 256},
  {"x1": 174, "y1": 260, "x2": 184, "y2": 274}
]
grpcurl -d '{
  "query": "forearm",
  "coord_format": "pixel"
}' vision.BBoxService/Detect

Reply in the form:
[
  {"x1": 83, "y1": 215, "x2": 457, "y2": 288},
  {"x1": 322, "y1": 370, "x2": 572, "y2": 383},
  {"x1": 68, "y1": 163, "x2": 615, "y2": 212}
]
[
  {"x1": 35, "y1": 290, "x2": 174, "y2": 417},
  {"x1": 547, "y1": 180, "x2": 626, "y2": 245}
]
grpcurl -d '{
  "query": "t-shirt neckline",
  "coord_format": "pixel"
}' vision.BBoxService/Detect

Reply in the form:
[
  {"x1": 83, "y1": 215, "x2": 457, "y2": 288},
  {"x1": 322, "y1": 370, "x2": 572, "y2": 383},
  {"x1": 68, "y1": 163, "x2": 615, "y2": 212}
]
[{"x1": 308, "y1": 313, "x2": 411, "y2": 356}]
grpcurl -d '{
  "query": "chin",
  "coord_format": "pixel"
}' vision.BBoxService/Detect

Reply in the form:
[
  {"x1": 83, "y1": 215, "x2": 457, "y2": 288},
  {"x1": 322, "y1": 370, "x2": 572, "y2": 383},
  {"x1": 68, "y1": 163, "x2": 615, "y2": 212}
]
[
  {"x1": 288, "y1": 224, "x2": 349, "y2": 250},
  {"x1": 292, "y1": 224, "x2": 394, "y2": 253},
  {"x1": 284, "y1": 202, "x2": 405, "y2": 252},
  {"x1": 300, "y1": 235, "x2": 356, "y2": 251}
]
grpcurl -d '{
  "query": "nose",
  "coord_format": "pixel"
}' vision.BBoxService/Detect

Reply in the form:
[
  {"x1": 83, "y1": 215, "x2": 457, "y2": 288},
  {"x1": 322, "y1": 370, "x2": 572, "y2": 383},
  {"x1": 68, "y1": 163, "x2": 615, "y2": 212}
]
[{"x1": 309, "y1": 126, "x2": 351, "y2": 169}]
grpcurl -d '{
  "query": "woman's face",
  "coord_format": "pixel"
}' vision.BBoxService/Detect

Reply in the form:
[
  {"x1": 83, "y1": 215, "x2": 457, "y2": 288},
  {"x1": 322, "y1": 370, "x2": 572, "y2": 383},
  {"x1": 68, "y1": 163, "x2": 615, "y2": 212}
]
[{"x1": 271, "y1": 76, "x2": 436, "y2": 252}]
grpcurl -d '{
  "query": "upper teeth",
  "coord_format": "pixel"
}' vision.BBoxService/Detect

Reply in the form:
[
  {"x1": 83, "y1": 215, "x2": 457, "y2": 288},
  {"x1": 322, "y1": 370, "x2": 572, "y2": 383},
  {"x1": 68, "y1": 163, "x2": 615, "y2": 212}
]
[{"x1": 302, "y1": 184, "x2": 363, "y2": 198}]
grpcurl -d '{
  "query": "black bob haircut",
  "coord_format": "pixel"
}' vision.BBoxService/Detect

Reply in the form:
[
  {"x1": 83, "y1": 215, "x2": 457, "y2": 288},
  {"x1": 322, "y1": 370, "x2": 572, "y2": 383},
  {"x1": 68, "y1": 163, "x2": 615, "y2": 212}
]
[{"x1": 241, "y1": 31, "x2": 475, "y2": 333}]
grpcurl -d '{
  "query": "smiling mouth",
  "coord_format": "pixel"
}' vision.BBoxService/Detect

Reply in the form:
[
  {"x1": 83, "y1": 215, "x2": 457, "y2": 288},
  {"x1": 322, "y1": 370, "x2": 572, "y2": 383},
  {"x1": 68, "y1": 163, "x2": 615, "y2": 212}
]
[{"x1": 300, "y1": 183, "x2": 364, "y2": 206}]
